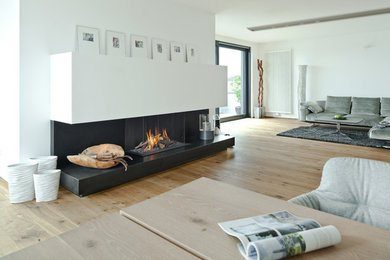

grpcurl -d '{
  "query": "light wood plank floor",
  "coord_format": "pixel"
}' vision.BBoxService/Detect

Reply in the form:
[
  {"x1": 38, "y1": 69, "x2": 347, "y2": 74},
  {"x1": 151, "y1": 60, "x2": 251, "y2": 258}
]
[{"x1": 1, "y1": 118, "x2": 389, "y2": 256}]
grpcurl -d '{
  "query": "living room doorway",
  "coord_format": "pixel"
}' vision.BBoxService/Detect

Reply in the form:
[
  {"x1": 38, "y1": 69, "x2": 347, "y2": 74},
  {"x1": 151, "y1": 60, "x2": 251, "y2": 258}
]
[{"x1": 216, "y1": 41, "x2": 250, "y2": 121}]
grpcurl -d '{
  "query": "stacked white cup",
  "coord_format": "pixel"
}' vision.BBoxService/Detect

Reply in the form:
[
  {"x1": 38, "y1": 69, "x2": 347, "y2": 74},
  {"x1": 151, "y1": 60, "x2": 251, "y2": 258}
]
[
  {"x1": 29, "y1": 156, "x2": 61, "y2": 202},
  {"x1": 29, "y1": 156, "x2": 58, "y2": 171},
  {"x1": 33, "y1": 169, "x2": 61, "y2": 202},
  {"x1": 7, "y1": 162, "x2": 38, "y2": 203}
]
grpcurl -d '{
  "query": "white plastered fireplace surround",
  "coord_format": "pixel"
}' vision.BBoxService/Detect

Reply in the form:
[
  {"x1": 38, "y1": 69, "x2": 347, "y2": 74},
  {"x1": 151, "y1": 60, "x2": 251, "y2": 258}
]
[{"x1": 50, "y1": 52, "x2": 227, "y2": 124}]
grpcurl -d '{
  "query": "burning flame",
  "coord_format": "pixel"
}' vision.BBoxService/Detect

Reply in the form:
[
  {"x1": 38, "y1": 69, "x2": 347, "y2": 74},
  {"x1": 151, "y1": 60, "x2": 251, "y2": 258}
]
[
  {"x1": 163, "y1": 129, "x2": 169, "y2": 139},
  {"x1": 144, "y1": 128, "x2": 169, "y2": 151}
]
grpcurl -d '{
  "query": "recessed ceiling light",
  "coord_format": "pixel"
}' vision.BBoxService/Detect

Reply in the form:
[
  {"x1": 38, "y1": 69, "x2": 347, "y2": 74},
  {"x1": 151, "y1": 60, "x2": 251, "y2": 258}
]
[{"x1": 248, "y1": 7, "x2": 390, "y2": 32}]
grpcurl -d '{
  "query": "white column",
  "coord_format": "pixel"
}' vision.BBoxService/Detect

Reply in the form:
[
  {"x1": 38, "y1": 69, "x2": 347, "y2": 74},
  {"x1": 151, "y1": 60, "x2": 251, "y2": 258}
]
[
  {"x1": 297, "y1": 65, "x2": 308, "y2": 121},
  {"x1": 0, "y1": 0, "x2": 20, "y2": 181}
]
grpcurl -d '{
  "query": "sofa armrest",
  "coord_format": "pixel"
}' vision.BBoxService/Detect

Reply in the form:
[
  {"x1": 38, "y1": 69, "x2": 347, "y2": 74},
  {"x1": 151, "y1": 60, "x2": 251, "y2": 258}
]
[
  {"x1": 299, "y1": 102, "x2": 310, "y2": 121},
  {"x1": 288, "y1": 192, "x2": 320, "y2": 210}
]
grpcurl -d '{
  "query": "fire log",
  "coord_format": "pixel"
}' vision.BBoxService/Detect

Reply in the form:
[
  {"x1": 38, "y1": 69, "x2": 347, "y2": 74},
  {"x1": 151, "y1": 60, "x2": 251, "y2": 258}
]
[{"x1": 135, "y1": 140, "x2": 148, "y2": 149}]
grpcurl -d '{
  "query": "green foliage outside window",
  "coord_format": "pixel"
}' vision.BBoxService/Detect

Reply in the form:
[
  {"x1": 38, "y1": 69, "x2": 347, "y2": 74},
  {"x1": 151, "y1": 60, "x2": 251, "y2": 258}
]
[{"x1": 230, "y1": 76, "x2": 242, "y2": 104}]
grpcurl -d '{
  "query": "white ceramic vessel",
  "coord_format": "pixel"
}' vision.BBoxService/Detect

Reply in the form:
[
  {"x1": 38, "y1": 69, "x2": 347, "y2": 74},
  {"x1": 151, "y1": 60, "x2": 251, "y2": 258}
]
[
  {"x1": 33, "y1": 169, "x2": 61, "y2": 202},
  {"x1": 29, "y1": 156, "x2": 58, "y2": 172},
  {"x1": 7, "y1": 162, "x2": 38, "y2": 203}
]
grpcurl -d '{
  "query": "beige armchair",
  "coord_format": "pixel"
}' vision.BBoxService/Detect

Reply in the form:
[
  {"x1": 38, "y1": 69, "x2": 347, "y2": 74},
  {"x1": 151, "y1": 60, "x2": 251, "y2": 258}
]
[{"x1": 289, "y1": 157, "x2": 390, "y2": 230}]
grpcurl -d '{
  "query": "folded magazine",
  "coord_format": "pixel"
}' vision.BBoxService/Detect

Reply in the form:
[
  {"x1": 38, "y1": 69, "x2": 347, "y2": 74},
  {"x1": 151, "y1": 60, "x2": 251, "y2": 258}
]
[{"x1": 218, "y1": 211, "x2": 341, "y2": 260}]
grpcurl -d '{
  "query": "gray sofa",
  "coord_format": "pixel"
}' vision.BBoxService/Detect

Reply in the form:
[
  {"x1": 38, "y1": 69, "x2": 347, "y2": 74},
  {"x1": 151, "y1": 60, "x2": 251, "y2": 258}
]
[
  {"x1": 289, "y1": 157, "x2": 390, "y2": 230},
  {"x1": 301, "y1": 96, "x2": 390, "y2": 140}
]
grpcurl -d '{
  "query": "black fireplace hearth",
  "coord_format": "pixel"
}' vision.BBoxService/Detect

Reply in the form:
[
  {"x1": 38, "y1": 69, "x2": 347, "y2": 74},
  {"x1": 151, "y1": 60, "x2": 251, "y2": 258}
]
[{"x1": 51, "y1": 109, "x2": 235, "y2": 197}]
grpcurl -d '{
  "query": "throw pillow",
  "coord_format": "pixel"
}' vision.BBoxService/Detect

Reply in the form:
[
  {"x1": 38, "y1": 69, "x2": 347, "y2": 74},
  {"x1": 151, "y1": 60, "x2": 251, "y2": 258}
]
[
  {"x1": 381, "y1": 98, "x2": 390, "y2": 117},
  {"x1": 351, "y1": 97, "x2": 380, "y2": 115},
  {"x1": 325, "y1": 96, "x2": 352, "y2": 114},
  {"x1": 306, "y1": 101, "x2": 324, "y2": 113}
]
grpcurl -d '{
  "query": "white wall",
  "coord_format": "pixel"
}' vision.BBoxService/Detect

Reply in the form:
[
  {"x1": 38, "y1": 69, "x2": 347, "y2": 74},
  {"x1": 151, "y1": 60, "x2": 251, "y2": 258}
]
[
  {"x1": 258, "y1": 29, "x2": 390, "y2": 118},
  {"x1": 0, "y1": 0, "x2": 19, "y2": 178},
  {"x1": 19, "y1": 0, "x2": 215, "y2": 161},
  {"x1": 215, "y1": 35, "x2": 259, "y2": 117}
]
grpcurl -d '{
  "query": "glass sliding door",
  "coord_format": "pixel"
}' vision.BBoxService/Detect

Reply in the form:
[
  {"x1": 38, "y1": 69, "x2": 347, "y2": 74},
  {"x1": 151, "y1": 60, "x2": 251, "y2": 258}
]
[{"x1": 216, "y1": 41, "x2": 250, "y2": 121}]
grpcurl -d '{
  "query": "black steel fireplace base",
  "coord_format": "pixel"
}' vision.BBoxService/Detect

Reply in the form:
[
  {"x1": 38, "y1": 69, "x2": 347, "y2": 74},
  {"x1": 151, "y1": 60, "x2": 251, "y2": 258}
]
[{"x1": 60, "y1": 135, "x2": 234, "y2": 197}]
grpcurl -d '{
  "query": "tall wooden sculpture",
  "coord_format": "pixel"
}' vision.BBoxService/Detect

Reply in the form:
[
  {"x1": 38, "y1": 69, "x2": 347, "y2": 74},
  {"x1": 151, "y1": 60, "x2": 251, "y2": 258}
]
[{"x1": 256, "y1": 59, "x2": 265, "y2": 118}]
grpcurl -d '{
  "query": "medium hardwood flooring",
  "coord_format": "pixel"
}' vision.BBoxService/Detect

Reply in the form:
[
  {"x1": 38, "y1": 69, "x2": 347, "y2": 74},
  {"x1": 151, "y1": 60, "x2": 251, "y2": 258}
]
[{"x1": 1, "y1": 118, "x2": 390, "y2": 256}]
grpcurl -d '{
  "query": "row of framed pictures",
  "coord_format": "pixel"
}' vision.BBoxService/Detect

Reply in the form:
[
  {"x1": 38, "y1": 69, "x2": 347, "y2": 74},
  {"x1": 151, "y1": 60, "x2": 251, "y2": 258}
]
[{"x1": 77, "y1": 25, "x2": 198, "y2": 63}]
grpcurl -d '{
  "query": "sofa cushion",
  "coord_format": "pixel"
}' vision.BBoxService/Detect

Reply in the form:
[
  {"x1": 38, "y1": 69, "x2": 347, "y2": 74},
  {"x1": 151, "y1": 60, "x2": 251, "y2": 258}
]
[
  {"x1": 381, "y1": 98, "x2": 390, "y2": 117},
  {"x1": 325, "y1": 96, "x2": 352, "y2": 114},
  {"x1": 382, "y1": 116, "x2": 390, "y2": 123},
  {"x1": 316, "y1": 100, "x2": 326, "y2": 110},
  {"x1": 347, "y1": 114, "x2": 383, "y2": 127},
  {"x1": 351, "y1": 97, "x2": 380, "y2": 115},
  {"x1": 306, "y1": 101, "x2": 324, "y2": 113},
  {"x1": 306, "y1": 112, "x2": 334, "y2": 122}
]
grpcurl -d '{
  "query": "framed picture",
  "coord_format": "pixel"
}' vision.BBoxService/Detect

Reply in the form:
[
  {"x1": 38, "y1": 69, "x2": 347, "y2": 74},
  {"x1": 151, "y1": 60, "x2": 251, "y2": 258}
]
[
  {"x1": 130, "y1": 35, "x2": 148, "y2": 58},
  {"x1": 152, "y1": 38, "x2": 169, "y2": 61},
  {"x1": 76, "y1": 25, "x2": 100, "y2": 55},
  {"x1": 106, "y1": 30, "x2": 126, "y2": 56},
  {"x1": 186, "y1": 44, "x2": 198, "y2": 63},
  {"x1": 170, "y1": 41, "x2": 185, "y2": 62}
]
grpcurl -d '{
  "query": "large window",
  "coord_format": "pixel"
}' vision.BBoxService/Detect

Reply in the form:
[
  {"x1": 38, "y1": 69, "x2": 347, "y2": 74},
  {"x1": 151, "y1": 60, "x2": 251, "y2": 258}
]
[{"x1": 216, "y1": 41, "x2": 250, "y2": 121}]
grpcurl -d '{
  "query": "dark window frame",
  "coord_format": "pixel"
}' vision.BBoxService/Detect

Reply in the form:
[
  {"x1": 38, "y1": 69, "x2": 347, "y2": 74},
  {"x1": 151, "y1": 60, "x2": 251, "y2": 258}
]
[{"x1": 215, "y1": 41, "x2": 251, "y2": 122}]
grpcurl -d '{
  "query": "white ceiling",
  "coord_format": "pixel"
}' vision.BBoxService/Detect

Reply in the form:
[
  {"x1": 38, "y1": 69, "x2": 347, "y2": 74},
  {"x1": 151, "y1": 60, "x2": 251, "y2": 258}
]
[{"x1": 170, "y1": 0, "x2": 390, "y2": 43}]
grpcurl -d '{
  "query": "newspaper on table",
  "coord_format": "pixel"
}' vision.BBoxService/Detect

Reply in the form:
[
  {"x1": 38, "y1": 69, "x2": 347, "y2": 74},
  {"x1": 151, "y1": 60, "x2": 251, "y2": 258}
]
[{"x1": 218, "y1": 211, "x2": 341, "y2": 260}]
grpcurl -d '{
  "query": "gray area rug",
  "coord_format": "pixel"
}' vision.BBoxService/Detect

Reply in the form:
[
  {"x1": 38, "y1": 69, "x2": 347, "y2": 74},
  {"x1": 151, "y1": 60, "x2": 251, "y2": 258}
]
[{"x1": 277, "y1": 126, "x2": 390, "y2": 149}]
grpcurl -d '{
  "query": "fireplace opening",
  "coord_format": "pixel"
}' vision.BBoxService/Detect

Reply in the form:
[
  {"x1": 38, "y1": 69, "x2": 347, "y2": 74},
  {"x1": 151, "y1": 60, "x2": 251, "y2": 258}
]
[{"x1": 129, "y1": 127, "x2": 187, "y2": 156}]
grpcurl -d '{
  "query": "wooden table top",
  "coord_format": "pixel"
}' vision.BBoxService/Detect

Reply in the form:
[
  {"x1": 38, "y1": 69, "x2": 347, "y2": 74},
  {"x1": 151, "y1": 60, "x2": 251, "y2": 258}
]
[
  {"x1": 120, "y1": 177, "x2": 390, "y2": 260},
  {"x1": 3, "y1": 213, "x2": 199, "y2": 260}
]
